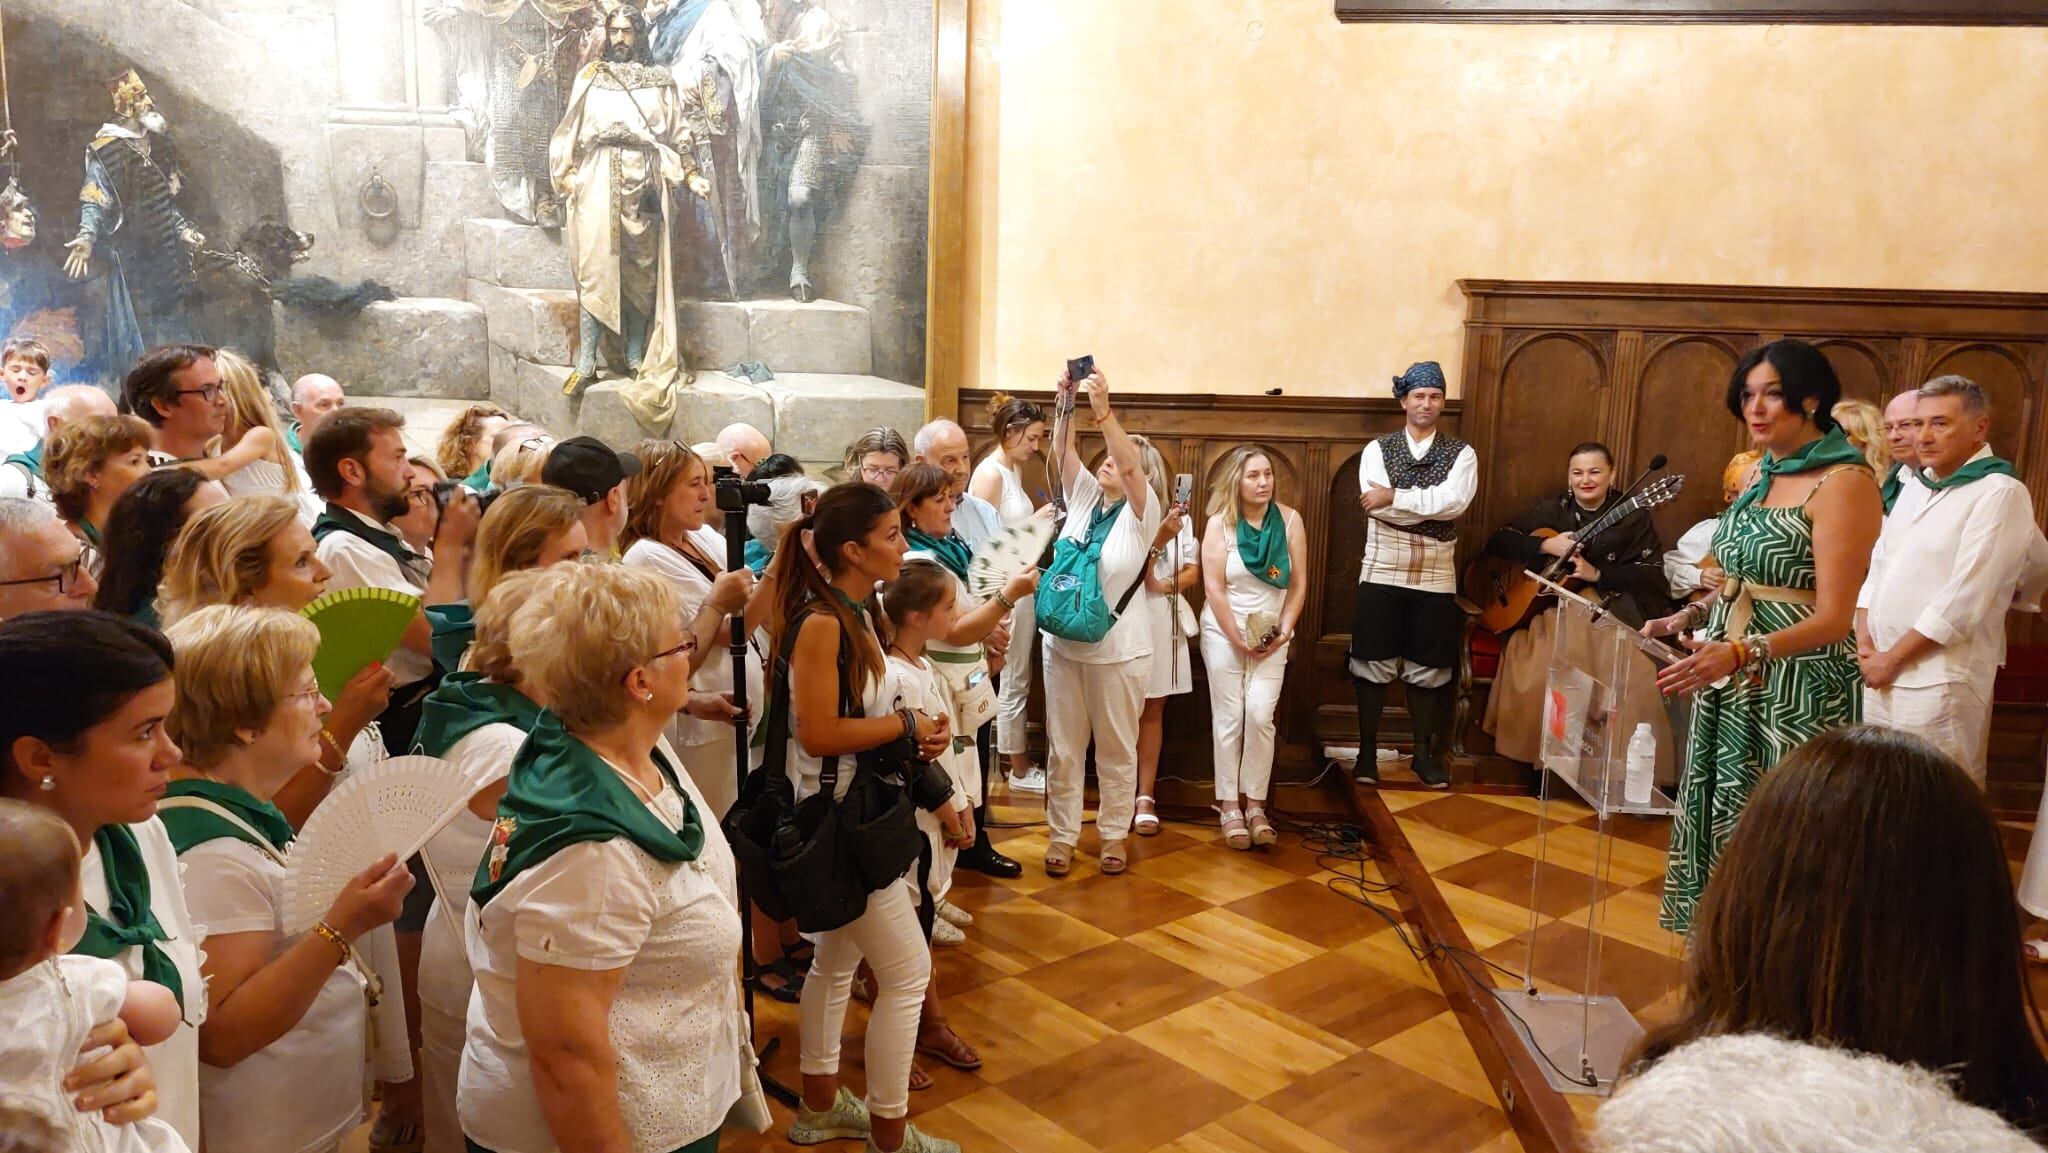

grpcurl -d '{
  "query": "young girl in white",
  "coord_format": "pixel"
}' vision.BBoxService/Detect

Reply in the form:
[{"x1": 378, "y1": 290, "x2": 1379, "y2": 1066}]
[
  {"x1": 1199, "y1": 447, "x2": 1308, "y2": 849},
  {"x1": 968, "y1": 392, "x2": 1049, "y2": 791},
  {"x1": 1128, "y1": 435, "x2": 1198, "y2": 837},
  {"x1": 0, "y1": 799, "x2": 187, "y2": 1153}
]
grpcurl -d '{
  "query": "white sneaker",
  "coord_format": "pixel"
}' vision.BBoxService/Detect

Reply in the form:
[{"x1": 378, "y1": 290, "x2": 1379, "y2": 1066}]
[
  {"x1": 936, "y1": 899, "x2": 973, "y2": 927},
  {"x1": 1007, "y1": 766, "x2": 1047, "y2": 794},
  {"x1": 932, "y1": 918, "x2": 966, "y2": 946}
]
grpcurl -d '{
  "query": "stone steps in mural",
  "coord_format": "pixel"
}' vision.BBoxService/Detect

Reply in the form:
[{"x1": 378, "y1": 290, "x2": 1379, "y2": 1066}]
[
  {"x1": 273, "y1": 297, "x2": 490, "y2": 402},
  {"x1": 464, "y1": 218, "x2": 574, "y2": 292}
]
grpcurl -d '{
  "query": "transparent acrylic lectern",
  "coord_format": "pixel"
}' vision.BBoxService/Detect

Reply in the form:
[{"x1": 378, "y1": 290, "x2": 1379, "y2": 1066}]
[{"x1": 1495, "y1": 573, "x2": 1687, "y2": 1096}]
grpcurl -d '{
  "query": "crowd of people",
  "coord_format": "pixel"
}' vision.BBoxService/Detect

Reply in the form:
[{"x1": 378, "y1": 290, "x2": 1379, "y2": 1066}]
[{"x1": 5, "y1": 333, "x2": 2048, "y2": 1152}]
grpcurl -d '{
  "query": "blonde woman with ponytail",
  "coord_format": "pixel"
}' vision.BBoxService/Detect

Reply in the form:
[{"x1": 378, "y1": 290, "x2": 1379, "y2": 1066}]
[
  {"x1": 213, "y1": 348, "x2": 320, "y2": 524},
  {"x1": 772, "y1": 483, "x2": 968, "y2": 1153}
]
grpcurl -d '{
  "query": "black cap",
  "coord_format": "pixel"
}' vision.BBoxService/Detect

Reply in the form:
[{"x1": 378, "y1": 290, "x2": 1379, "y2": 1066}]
[{"x1": 542, "y1": 436, "x2": 642, "y2": 504}]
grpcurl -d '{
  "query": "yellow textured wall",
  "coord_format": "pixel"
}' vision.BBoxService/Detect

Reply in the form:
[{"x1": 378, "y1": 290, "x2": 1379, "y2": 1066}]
[{"x1": 959, "y1": 0, "x2": 2048, "y2": 398}]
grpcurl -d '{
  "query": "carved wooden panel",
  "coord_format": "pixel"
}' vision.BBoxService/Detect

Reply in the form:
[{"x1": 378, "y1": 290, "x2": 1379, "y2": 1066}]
[
  {"x1": 1457, "y1": 280, "x2": 2048, "y2": 808},
  {"x1": 1337, "y1": 0, "x2": 2048, "y2": 23}
]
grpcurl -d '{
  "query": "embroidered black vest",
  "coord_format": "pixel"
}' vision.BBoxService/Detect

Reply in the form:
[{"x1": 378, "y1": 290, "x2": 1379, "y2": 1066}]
[{"x1": 1377, "y1": 431, "x2": 1468, "y2": 542}]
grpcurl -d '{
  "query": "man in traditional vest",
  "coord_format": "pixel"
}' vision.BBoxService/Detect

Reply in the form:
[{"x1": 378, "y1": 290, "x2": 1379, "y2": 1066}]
[
  {"x1": 1349, "y1": 361, "x2": 1477, "y2": 788},
  {"x1": 1856, "y1": 375, "x2": 2045, "y2": 784}
]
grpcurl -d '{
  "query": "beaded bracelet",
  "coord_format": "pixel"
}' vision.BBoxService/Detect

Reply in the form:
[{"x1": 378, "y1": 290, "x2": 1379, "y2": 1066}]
[
  {"x1": 1742, "y1": 635, "x2": 1774, "y2": 670},
  {"x1": 994, "y1": 589, "x2": 1016, "y2": 611},
  {"x1": 317, "y1": 728, "x2": 347, "y2": 774},
  {"x1": 310, "y1": 920, "x2": 351, "y2": 963}
]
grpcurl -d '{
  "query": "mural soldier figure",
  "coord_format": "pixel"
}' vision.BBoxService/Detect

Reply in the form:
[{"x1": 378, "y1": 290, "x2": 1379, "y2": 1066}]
[
  {"x1": 551, "y1": 6, "x2": 708, "y2": 405},
  {"x1": 760, "y1": 0, "x2": 864, "y2": 303},
  {"x1": 64, "y1": 70, "x2": 205, "y2": 372}
]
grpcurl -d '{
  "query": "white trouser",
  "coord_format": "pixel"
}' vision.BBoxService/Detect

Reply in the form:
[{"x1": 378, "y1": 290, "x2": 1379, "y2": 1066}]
[
  {"x1": 1862, "y1": 681, "x2": 1990, "y2": 785},
  {"x1": 995, "y1": 595, "x2": 1038, "y2": 757},
  {"x1": 799, "y1": 876, "x2": 929, "y2": 1120},
  {"x1": 1200, "y1": 621, "x2": 1288, "y2": 805},
  {"x1": 1043, "y1": 645, "x2": 1147, "y2": 847},
  {"x1": 2019, "y1": 760, "x2": 2048, "y2": 920}
]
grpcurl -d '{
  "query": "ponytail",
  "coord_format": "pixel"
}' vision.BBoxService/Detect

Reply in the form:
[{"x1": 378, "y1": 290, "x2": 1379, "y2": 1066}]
[{"x1": 767, "y1": 483, "x2": 896, "y2": 701}]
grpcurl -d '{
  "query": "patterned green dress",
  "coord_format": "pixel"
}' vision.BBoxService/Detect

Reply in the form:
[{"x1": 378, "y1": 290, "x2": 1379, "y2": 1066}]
[{"x1": 1659, "y1": 496, "x2": 1862, "y2": 933}]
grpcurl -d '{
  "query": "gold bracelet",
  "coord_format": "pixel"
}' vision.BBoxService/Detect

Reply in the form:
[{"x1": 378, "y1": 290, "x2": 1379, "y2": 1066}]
[
  {"x1": 995, "y1": 589, "x2": 1016, "y2": 611},
  {"x1": 310, "y1": 920, "x2": 351, "y2": 963},
  {"x1": 317, "y1": 728, "x2": 346, "y2": 775}
]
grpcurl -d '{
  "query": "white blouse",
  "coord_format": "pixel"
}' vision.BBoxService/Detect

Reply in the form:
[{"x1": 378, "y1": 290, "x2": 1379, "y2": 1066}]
[
  {"x1": 81, "y1": 818, "x2": 209, "y2": 1151},
  {"x1": 1048, "y1": 469, "x2": 1162, "y2": 666},
  {"x1": 0, "y1": 956, "x2": 186, "y2": 1153},
  {"x1": 621, "y1": 529, "x2": 768, "y2": 750},
  {"x1": 419, "y1": 721, "x2": 527, "y2": 1021},
  {"x1": 180, "y1": 838, "x2": 370, "y2": 1153},
  {"x1": 459, "y1": 745, "x2": 744, "y2": 1153},
  {"x1": 219, "y1": 456, "x2": 322, "y2": 526}
]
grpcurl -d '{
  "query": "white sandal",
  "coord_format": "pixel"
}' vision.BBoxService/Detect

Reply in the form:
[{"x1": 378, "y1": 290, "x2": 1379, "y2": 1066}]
[
  {"x1": 1246, "y1": 805, "x2": 1278, "y2": 847},
  {"x1": 1219, "y1": 808, "x2": 1251, "y2": 850},
  {"x1": 1134, "y1": 795, "x2": 1161, "y2": 836}
]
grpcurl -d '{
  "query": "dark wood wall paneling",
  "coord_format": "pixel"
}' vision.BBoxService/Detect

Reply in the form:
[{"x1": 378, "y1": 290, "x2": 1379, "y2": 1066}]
[
  {"x1": 1455, "y1": 280, "x2": 2048, "y2": 810},
  {"x1": 1336, "y1": 0, "x2": 2048, "y2": 24},
  {"x1": 959, "y1": 390, "x2": 1457, "y2": 783}
]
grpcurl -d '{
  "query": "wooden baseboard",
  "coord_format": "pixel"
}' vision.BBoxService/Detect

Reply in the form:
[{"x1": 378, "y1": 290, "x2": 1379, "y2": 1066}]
[{"x1": 1338, "y1": 776, "x2": 1594, "y2": 1153}]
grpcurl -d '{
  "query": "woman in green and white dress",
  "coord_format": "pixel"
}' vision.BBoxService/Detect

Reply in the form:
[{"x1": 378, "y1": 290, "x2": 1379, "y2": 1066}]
[{"x1": 1646, "y1": 340, "x2": 1882, "y2": 934}]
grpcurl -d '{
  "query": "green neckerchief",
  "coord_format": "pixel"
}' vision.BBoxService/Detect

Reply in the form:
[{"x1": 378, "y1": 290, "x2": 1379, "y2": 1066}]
[
  {"x1": 312, "y1": 503, "x2": 421, "y2": 571},
  {"x1": 1724, "y1": 427, "x2": 1866, "y2": 519},
  {"x1": 78, "y1": 519, "x2": 101, "y2": 546},
  {"x1": 1921, "y1": 452, "x2": 2019, "y2": 492},
  {"x1": 414, "y1": 672, "x2": 543, "y2": 758},
  {"x1": 5, "y1": 440, "x2": 42, "y2": 477},
  {"x1": 462, "y1": 460, "x2": 492, "y2": 493},
  {"x1": 1086, "y1": 498, "x2": 1126, "y2": 546},
  {"x1": 471, "y1": 713, "x2": 704, "y2": 908},
  {"x1": 744, "y1": 538, "x2": 772, "y2": 575},
  {"x1": 160, "y1": 778, "x2": 296, "y2": 855},
  {"x1": 285, "y1": 421, "x2": 304, "y2": 455},
  {"x1": 1878, "y1": 461, "x2": 1904, "y2": 513},
  {"x1": 906, "y1": 526, "x2": 971, "y2": 581},
  {"x1": 1236, "y1": 504, "x2": 1290, "y2": 589},
  {"x1": 426, "y1": 603, "x2": 476, "y2": 673},
  {"x1": 73, "y1": 825, "x2": 185, "y2": 1011},
  {"x1": 132, "y1": 601, "x2": 162, "y2": 630}
]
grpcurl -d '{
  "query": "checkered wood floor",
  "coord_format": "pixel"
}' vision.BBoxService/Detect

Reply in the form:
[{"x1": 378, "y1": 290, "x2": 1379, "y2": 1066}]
[{"x1": 721, "y1": 786, "x2": 1528, "y2": 1153}]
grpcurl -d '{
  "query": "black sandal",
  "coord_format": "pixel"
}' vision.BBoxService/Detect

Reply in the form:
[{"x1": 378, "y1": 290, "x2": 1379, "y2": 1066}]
[
  {"x1": 745, "y1": 957, "x2": 805, "y2": 1004},
  {"x1": 783, "y1": 938, "x2": 817, "y2": 969}
]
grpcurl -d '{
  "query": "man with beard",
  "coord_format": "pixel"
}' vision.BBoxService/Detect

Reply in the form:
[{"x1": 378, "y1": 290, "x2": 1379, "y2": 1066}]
[
  {"x1": 306, "y1": 407, "x2": 479, "y2": 750},
  {"x1": 64, "y1": 71, "x2": 206, "y2": 373},
  {"x1": 552, "y1": 6, "x2": 709, "y2": 416}
]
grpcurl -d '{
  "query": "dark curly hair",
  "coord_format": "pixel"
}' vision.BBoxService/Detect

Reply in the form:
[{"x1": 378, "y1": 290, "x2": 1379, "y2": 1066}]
[{"x1": 92, "y1": 467, "x2": 213, "y2": 620}]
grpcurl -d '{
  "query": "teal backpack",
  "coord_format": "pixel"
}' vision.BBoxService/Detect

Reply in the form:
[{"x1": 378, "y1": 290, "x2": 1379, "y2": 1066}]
[{"x1": 1035, "y1": 500, "x2": 1146, "y2": 644}]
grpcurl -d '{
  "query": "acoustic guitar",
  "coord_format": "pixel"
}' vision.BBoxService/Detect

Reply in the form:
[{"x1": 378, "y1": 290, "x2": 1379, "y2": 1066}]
[{"x1": 1461, "y1": 474, "x2": 1686, "y2": 635}]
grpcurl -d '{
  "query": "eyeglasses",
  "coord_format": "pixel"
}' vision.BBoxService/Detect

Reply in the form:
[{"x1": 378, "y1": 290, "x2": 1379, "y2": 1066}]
[
  {"x1": 648, "y1": 638, "x2": 697, "y2": 663},
  {"x1": 175, "y1": 385, "x2": 224, "y2": 403},
  {"x1": 0, "y1": 557, "x2": 85, "y2": 594},
  {"x1": 285, "y1": 684, "x2": 324, "y2": 706},
  {"x1": 861, "y1": 465, "x2": 900, "y2": 484}
]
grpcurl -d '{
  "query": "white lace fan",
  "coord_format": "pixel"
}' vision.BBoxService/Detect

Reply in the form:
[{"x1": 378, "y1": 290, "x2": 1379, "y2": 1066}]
[
  {"x1": 967, "y1": 517, "x2": 1058, "y2": 602},
  {"x1": 282, "y1": 755, "x2": 474, "y2": 933}
]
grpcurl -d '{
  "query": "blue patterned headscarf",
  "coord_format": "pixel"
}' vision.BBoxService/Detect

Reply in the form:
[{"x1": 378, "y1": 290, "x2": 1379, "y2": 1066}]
[{"x1": 1393, "y1": 361, "x2": 1447, "y2": 398}]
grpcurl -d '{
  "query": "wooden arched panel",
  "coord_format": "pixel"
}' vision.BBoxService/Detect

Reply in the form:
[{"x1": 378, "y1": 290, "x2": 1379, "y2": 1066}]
[
  {"x1": 1491, "y1": 334, "x2": 1606, "y2": 536},
  {"x1": 1817, "y1": 340, "x2": 1886, "y2": 407},
  {"x1": 1927, "y1": 344, "x2": 2033, "y2": 461},
  {"x1": 1200, "y1": 441, "x2": 1302, "y2": 520},
  {"x1": 1637, "y1": 337, "x2": 1744, "y2": 548}
]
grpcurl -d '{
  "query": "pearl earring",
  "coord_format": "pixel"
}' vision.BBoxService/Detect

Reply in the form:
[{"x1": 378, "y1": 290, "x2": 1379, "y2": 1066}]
[
  {"x1": 641, "y1": 693, "x2": 655, "y2": 703},
  {"x1": 38, "y1": 775, "x2": 56, "y2": 792}
]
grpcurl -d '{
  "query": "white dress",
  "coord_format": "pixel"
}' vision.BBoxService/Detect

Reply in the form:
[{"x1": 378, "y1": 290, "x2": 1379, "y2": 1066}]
[
  {"x1": 971, "y1": 454, "x2": 1036, "y2": 526},
  {"x1": 622, "y1": 529, "x2": 767, "y2": 818},
  {"x1": 81, "y1": 819, "x2": 209, "y2": 1151},
  {"x1": 0, "y1": 956, "x2": 188, "y2": 1153},
  {"x1": 973, "y1": 454, "x2": 1042, "y2": 759},
  {"x1": 1142, "y1": 517, "x2": 1199, "y2": 698},
  {"x1": 180, "y1": 838, "x2": 370, "y2": 1153},
  {"x1": 219, "y1": 455, "x2": 322, "y2": 526},
  {"x1": 459, "y1": 743, "x2": 744, "y2": 1153},
  {"x1": 888, "y1": 653, "x2": 977, "y2": 905}
]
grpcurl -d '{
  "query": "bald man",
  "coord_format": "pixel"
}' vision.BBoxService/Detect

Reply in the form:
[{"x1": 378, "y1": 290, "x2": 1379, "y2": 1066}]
[
  {"x1": 288, "y1": 373, "x2": 347, "y2": 452},
  {"x1": 716, "y1": 422, "x2": 772, "y2": 477},
  {"x1": 1, "y1": 385, "x2": 117, "y2": 501},
  {"x1": 1878, "y1": 390, "x2": 1924, "y2": 515}
]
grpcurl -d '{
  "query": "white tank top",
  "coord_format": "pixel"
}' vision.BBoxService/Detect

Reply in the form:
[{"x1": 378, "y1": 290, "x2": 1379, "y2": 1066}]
[
  {"x1": 972, "y1": 454, "x2": 1036, "y2": 526},
  {"x1": 1202, "y1": 517, "x2": 1288, "y2": 630}
]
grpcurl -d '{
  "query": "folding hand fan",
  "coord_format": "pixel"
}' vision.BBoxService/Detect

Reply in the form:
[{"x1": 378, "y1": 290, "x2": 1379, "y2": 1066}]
[
  {"x1": 302, "y1": 586, "x2": 421, "y2": 699},
  {"x1": 967, "y1": 517, "x2": 1059, "y2": 602},
  {"x1": 282, "y1": 755, "x2": 474, "y2": 933}
]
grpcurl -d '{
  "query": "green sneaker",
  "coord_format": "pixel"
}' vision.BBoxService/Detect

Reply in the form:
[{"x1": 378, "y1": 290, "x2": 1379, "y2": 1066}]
[
  {"x1": 789, "y1": 1086, "x2": 871, "y2": 1145},
  {"x1": 867, "y1": 1124, "x2": 960, "y2": 1153}
]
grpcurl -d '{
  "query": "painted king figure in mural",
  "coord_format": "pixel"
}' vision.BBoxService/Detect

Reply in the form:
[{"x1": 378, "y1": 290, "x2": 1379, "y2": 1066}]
[
  {"x1": 759, "y1": 0, "x2": 864, "y2": 303},
  {"x1": 552, "y1": 5, "x2": 709, "y2": 417},
  {"x1": 64, "y1": 71, "x2": 205, "y2": 373}
]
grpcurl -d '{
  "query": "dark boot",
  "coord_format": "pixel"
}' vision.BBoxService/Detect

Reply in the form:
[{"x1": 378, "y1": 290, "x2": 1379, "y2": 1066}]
[
  {"x1": 1351, "y1": 678, "x2": 1388, "y2": 785},
  {"x1": 1406, "y1": 680, "x2": 1455, "y2": 789}
]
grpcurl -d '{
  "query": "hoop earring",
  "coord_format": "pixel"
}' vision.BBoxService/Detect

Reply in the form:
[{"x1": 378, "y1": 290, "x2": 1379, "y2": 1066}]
[{"x1": 38, "y1": 775, "x2": 56, "y2": 792}]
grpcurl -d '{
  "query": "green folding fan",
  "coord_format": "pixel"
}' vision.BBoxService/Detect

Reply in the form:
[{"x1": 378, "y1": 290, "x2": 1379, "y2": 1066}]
[{"x1": 302, "y1": 586, "x2": 421, "y2": 698}]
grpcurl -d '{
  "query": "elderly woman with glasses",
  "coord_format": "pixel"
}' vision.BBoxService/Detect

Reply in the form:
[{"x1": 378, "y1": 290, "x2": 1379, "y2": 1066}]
[
  {"x1": 157, "y1": 606, "x2": 415, "y2": 1153},
  {"x1": 459, "y1": 563, "x2": 745, "y2": 1153}
]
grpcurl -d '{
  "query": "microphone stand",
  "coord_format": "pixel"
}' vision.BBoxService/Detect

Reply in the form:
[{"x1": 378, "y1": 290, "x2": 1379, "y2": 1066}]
[
  {"x1": 1544, "y1": 456, "x2": 1666, "y2": 582},
  {"x1": 725, "y1": 504, "x2": 801, "y2": 1108}
]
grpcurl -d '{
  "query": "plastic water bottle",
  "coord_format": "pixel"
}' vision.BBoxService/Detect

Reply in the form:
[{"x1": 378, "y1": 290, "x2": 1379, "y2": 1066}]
[{"x1": 1624, "y1": 723, "x2": 1656, "y2": 807}]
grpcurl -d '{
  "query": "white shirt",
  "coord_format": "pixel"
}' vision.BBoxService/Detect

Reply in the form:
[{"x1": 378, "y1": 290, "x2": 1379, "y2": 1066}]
[
  {"x1": 1357, "y1": 430, "x2": 1477, "y2": 595},
  {"x1": 0, "y1": 398, "x2": 41, "y2": 456},
  {"x1": 1142, "y1": 516, "x2": 1198, "y2": 697},
  {"x1": 786, "y1": 650, "x2": 894, "y2": 804},
  {"x1": 1047, "y1": 468, "x2": 1162, "y2": 665},
  {"x1": 0, "y1": 956, "x2": 187, "y2": 1153},
  {"x1": 1664, "y1": 517, "x2": 1719, "y2": 600},
  {"x1": 81, "y1": 819, "x2": 208, "y2": 1151},
  {"x1": 419, "y1": 722, "x2": 529, "y2": 1019},
  {"x1": 315, "y1": 505, "x2": 434, "y2": 685},
  {"x1": 460, "y1": 748, "x2": 743, "y2": 1153},
  {"x1": 622, "y1": 530, "x2": 767, "y2": 749},
  {"x1": 1857, "y1": 447, "x2": 2038, "y2": 692},
  {"x1": 953, "y1": 492, "x2": 1002, "y2": 550},
  {"x1": 219, "y1": 456, "x2": 322, "y2": 527},
  {"x1": 179, "y1": 838, "x2": 368, "y2": 1153},
  {"x1": 0, "y1": 451, "x2": 49, "y2": 502}
]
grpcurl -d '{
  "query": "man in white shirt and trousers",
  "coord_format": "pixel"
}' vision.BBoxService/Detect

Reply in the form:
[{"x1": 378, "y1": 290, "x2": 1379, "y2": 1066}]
[
  {"x1": 1352, "y1": 361, "x2": 1477, "y2": 789},
  {"x1": 1856, "y1": 375, "x2": 2045, "y2": 785}
]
